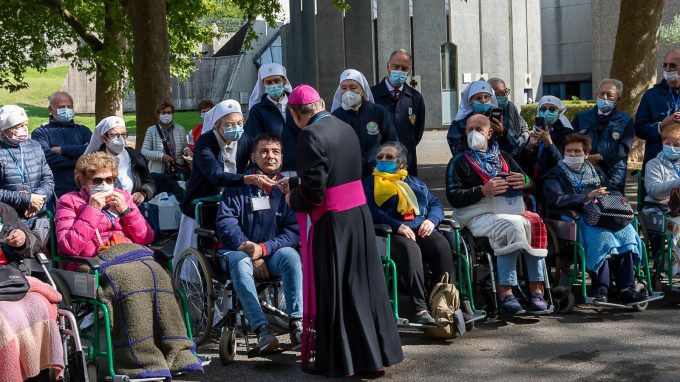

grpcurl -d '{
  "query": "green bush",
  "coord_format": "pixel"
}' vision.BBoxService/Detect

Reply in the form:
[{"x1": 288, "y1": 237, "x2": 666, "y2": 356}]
[{"x1": 520, "y1": 100, "x2": 595, "y2": 126}]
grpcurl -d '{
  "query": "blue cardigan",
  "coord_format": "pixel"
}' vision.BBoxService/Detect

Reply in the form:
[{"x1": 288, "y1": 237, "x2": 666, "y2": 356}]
[
  {"x1": 215, "y1": 169, "x2": 299, "y2": 254},
  {"x1": 363, "y1": 174, "x2": 444, "y2": 232}
]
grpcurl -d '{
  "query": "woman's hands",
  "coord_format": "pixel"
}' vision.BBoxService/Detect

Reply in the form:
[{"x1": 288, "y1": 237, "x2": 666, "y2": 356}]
[
  {"x1": 4, "y1": 229, "x2": 26, "y2": 248},
  {"x1": 88, "y1": 191, "x2": 129, "y2": 214},
  {"x1": 244, "y1": 174, "x2": 277, "y2": 191},
  {"x1": 131, "y1": 192, "x2": 145, "y2": 206},
  {"x1": 585, "y1": 187, "x2": 609, "y2": 202},
  {"x1": 399, "y1": 219, "x2": 436, "y2": 241}
]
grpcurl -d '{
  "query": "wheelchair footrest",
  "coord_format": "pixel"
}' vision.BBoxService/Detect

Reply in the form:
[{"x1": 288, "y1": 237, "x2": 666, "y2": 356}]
[
  {"x1": 198, "y1": 354, "x2": 212, "y2": 366},
  {"x1": 246, "y1": 344, "x2": 289, "y2": 358},
  {"x1": 524, "y1": 306, "x2": 554, "y2": 315},
  {"x1": 586, "y1": 291, "x2": 663, "y2": 308},
  {"x1": 464, "y1": 310, "x2": 487, "y2": 323}
]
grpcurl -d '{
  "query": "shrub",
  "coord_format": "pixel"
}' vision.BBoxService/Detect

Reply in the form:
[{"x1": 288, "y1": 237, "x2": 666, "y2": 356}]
[{"x1": 520, "y1": 100, "x2": 595, "y2": 126}]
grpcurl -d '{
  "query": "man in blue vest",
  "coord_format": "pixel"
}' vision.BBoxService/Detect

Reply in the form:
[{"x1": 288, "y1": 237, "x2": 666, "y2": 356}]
[{"x1": 371, "y1": 49, "x2": 426, "y2": 176}]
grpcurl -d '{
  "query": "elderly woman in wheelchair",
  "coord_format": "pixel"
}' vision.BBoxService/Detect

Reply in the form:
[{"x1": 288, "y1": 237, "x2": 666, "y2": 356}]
[
  {"x1": 362, "y1": 141, "x2": 453, "y2": 325},
  {"x1": 543, "y1": 132, "x2": 647, "y2": 305},
  {"x1": 446, "y1": 114, "x2": 549, "y2": 315},
  {"x1": 54, "y1": 152, "x2": 202, "y2": 379}
]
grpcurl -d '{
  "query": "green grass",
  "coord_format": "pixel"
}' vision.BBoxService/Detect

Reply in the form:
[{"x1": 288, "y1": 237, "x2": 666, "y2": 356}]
[{"x1": 0, "y1": 65, "x2": 199, "y2": 134}]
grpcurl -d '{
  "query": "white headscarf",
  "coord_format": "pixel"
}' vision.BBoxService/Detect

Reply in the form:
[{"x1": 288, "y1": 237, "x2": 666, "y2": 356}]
[
  {"x1": 537, "y1": 95, "x2": 573, "y2": 129},
  {"x1": 201, "y1": 99, "x2": 242, "y2": 135},
  {"x1": 248, "y1": 63, "x2": 293, "y2": 109},
  {"x1": 0, "y1": 105, "x2": 28, "y2": 131},
  {"x1": 85, "y1": 116, "x2": 126, "y2": 153},
  {"x1": 331, "y1": 69, "x2": 375, "y2": 112},
  {"x1": 454, "y1": 80, "x2": 498, "y2": 121}
]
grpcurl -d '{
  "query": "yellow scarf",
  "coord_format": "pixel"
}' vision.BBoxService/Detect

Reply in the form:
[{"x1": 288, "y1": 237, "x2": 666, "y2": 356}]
[{"x1": 372, "y1": 168, "x2": 420, "y2": 215}]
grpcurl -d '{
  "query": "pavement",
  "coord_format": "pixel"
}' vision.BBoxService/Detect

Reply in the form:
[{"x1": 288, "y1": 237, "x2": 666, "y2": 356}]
[{"x1": 173, "y1": 130, "x2": 680, "y2": 382}]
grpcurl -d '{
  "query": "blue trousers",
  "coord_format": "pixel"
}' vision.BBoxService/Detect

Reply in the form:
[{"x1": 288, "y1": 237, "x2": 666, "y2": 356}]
[{"x1": 496, "y1": 251, "x2": 545, "y2": 286}]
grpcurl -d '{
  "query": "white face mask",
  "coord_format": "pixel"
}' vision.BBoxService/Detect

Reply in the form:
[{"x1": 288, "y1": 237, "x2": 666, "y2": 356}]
[
  {"x1": 341, "y1": 91, "x2": 362, "y2": 110},
  {"x1": 107, "y1": 137, "x2": 126, "y2": 155},
  {"x1": 159, "y1": 113, "x2": 173, "y2": 125},
  {"x1": 467, "y1": 130, "x2": 486, "y2": 151},
  {"x1": 664, "y1": 70, "x2": 679, "y2": 83},
  {"x1": 88, "y1": 182, "x2": 114, "y2": 195},
  {"x1": 563, "y1": 155, "x2": 585, "y2": 171}
]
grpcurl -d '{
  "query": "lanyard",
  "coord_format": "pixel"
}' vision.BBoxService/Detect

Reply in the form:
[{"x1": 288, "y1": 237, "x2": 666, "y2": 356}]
[
  {"x1": 672, "y1": 162, "x2": 680, "y2": 178},
  {"x1": 537, "y1": 141, "x2": 544, "y2": 159},
  {"x1": 5, "y1": 143, "x2": 26, "y2": 184}
]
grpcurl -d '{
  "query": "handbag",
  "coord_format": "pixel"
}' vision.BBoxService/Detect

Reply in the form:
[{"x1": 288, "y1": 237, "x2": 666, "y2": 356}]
[
  {"x1": 0, "y1": 263, "x2": 29, "y2": 301},
  {"x1": 668, "y1": 187, "x2": 680, "y2": 217},
  {"x1": 583, "y1": 195, "x2": 634, "y2": 231}
]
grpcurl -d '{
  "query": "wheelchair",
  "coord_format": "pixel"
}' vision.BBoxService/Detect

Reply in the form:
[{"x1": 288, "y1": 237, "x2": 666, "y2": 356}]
[
  {"x1": 544, "y1": 206, "x2": 663, "y2": 313},
  {"x1": 374, "y1": 218, "x2": 487, "y2": 331},
  {"x1": 633, "y1": 169, "x2": 680, "y2": 294},
  {"x1": 173, "y1": 196, "x2": 292, "y2": 365},
  {"x1": 45, "y1": 216, "x2": 210, "y2": 381},
  {"x1": 20, "y1": 251, "x2": 89, "y2": 382}
]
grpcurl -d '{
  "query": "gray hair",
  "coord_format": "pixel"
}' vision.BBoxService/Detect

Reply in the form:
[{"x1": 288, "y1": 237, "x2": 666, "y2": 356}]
[
  {"x1": 288, "y1": 99, "x2": 325, "y2": 116},
  {"x1": 377, "y1": 141, "x2": 409, "y2": 169},
  {"x1": 598, "y1": 78, "x2": 623, "y2": 97},
  {"x1": 388, "y1": 49, "x2": 412, "y2": 63},
  {"x1": 48, "y1": 91, "x2": 73, "y2": 107},
  {"x1": 487, "y1": 77, "x2": 506, "y2": 87}
]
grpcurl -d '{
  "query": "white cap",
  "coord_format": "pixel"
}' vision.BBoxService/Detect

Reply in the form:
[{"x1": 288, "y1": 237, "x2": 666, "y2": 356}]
[
  {"x1": 201, "y1": 99, "x2": 242, "y2": 134},
  {"x1": 0, "y1": 105, "x2": 28, "y2": 131},
  {"x1": 331, "y1": 69, "x2": 375, "y2": 112}
]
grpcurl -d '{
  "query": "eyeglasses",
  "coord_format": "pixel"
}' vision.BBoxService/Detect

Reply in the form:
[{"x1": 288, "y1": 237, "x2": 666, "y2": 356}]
[
  {"x1": 496, "y1": 89, "x2": 511, "y2": 96},
  {"x1": 107, "y1": 133, "x2": 128, "y2": 139},
  {"x1": 92, "y1": 176, "x2": 115, "y2": 185},
  {"x1": 540, "y1": 106, "x2": 559, "y2": 112},
  {"x1": 662, "y1": 62, "x2": 679, "y2": 70},
  {"x1": 376, "y1": 153, "x2": 396, "y2": 160}
]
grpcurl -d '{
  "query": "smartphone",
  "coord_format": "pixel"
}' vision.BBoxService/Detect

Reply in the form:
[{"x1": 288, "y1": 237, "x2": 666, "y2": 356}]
[
  {"x1": 535, "y1": 116, "x2": 546, "y2": 128},
  {"x1": 496, "y1": 173, "x2": 510, "y2": 180},
  {"x1": 490, "y1": 107, "x2": 504, "y2": 122}
]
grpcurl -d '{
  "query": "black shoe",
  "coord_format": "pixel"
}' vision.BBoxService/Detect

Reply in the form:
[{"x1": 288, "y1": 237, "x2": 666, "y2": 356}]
[
  {"x1": 289, "y1": 320, "x2": 303, "y2": 350},
  {"x1": 415, "y1": 310, "x2": 436, "y2": 325},
  {"x1": 256, "y1": 326, "x2": 279, "y2": 353},
  {"x1": 592, "y1": 293, "x2": 608, "y2": 303},
  {"x1": 620, "y1": 289, "x2": 647, "y2": 304}
]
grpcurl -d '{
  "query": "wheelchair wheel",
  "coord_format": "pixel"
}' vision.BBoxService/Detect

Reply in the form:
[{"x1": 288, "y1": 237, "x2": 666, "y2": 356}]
[
  {"x1": 219, "y1": 327, "x2": 237, "y2": 365},
  {"x1": 632, "y1": 282, "x2": 649, "y2": 312},
  {"x1": 551, "y1": 286, "x2": 575, "y2": 314},
  {"x1": 52, "y1": 272, "x2": 73, "y2": 309},
  {"x1": 87, "y1": 360, "x2": 99, "y2": 382},
  {"x1": 174, "y1": 248, "x2": 214, "y2": 345},
  {"x1": 259, "y1": 284, "x2": 288, "y2": 332}
]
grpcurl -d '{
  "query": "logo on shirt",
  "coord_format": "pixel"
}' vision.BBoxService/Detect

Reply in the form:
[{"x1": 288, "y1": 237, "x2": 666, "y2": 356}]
[
  {"x1": 612, "y1": 131, "x2": 620, "y2": 141},
  {"x1": 366, "y1": 121, "x2": 379, "y2": 135}
]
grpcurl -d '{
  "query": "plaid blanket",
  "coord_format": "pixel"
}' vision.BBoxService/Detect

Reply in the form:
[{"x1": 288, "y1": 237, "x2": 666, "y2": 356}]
[
  {"x1": 522, "y1": 211, "x2": 548, "y2": 250},
  {"x1": 0, "y1": 276, "x2": 64, "y2": 382}
]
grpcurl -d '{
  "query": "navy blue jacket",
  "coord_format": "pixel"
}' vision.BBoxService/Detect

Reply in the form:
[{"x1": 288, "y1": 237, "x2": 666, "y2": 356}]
[
  {"x1": 635, "y1": 79, "x2": 680, "y2": 166},
  {"x1": 244, "y1": 94, "x2": 299, "y2": 171},
  {"x1": 572, "y1": 107, "x2": 633, "y2": 193},
  {"x1": 216, "y1": 169, "x2": 299, "y2": 254},
  {"x1": 371, "y1": 80, "x2": 425, "y2": 175},
  {"x1": 543, "y1": 163, "x2": 613, "y2": 211},
  {"x1": 363, "y1": 174, "x2": 444, "y2": 232},
  {"x1": 180, "y1": 131, "x2": 251, "y2": 218},
  {"x1": 332, "y1": 102, "x2": 398, "y2": 178},
  {"x1": 31, "y1": 117, "x2": 92, "y2": 197}
]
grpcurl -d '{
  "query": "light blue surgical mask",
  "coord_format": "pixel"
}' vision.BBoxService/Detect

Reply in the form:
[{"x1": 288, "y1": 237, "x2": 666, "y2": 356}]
[
  {"x1": 223, "y1": 124, "x2": 244, "y2": 142},
  {"x1": 376, "y1": 161, "x2": 398, "y2": 174},
  {"x1": 663, "y1": 144, "x2": 680, "y2": 161},
  {"x1": 265, "y1": 83, "x2": 285, "y2": 99},
  {"x1": 596, "y1": 98, "x2": 615, "y2": 113},
  {"x1": 496, "y1": 96, "x2": 509, "y2": 108},
  {"x1": 472, "y1": 101, "x2": 492, "y2": 115},
  {"x1": 539, "y1": 109, "x2": 559, "y2": 126},
  {"x1": 389, "y1": 70, "x2": 408, "y2": 88},
  {"x1": 55, "y1": 107, "x2": 75, "y2": 123}
]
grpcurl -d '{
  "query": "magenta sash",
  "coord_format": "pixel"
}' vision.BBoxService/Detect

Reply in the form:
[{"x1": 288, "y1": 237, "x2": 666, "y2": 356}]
[{"x1": 296, "y1": 180, "x2": 367, "y2": 366}]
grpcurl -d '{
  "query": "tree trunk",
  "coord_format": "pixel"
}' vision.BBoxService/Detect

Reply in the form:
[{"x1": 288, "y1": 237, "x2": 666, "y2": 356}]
[
  {"x1": 124, "y1": 0, "x2": 172, "y2": 149},
  {"x1": 609, "y1": 0, "x2": 664, "y2": 163},
  {"x1": 94, "y1": 0, "x2": 125, "y2": 122}
]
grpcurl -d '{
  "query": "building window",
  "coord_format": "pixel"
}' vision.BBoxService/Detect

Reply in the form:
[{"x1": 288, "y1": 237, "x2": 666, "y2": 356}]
[
  {"x1": 543, "y1": 81, "x2": 592, "y2": 101},
  {"x1": 259, "y1": 35, "x2": 283, "y2": 65},
  {"x1": 441, "y1": 42, "x2": 457, "y2": 125}
]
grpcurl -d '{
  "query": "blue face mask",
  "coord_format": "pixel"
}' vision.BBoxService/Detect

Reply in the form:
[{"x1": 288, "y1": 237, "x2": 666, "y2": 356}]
[
  {"x1": 223, "y1": 124, "x2": 244, "y2": 142},
  {"x1": 496, "y1": 96, "x2": 509, "y2": 108},
  {"x1": 265, "y1": 83, "x2": 284, "y2": 99},
  {"x1": 376, "y1": 161, "x2": 398, "y2": 174},
  {"x1": 663, "y1": 144, "x2": 680, "y2": 161},
  {"x1": 596, "y1": 98, "x2": 615, "y2": 113},
  {"x1": 56, "y1": 107, "x2": 75, "y2": 123},
  {"x1": 389, "y1": 70, "x2": 408, "y2": 88},
  {"x1": 539, "y1": 109, "x2": 559, "y2": 126},
  {"x1": 472, "y1": 101, "x2": 492, "y2": 115}
]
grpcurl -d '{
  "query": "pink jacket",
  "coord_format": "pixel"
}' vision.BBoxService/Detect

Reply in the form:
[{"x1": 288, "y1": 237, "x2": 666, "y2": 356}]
[{"x1": 55, "y1": 188, "x2": 154, "y2": 258}]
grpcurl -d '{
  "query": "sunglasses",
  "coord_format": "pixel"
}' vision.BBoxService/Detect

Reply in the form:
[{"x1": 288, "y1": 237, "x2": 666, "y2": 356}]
[
  {"x1": 662, "y1": 62, "x2": 679, "y2": 70},
  {"x1": 92, "y1": 176, "x2": 115, "y2": 185},
  {"x1": 540, "y1": 106, "x2": 559, "y2": 112}
]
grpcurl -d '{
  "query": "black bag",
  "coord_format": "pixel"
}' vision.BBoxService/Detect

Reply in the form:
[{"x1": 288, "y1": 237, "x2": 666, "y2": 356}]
[
  {"x1": 668, "y1": 187, "x2": 680, "y2": 217},
  {"x1": 0, "y1": 262, "x2": 29, "y2": 301},
  {"x1": 156, "y1": 124, "x2": 178, "y2": 175},
  {"x1": 584, "y1": 195, "x2": 634, "y2": 231}
]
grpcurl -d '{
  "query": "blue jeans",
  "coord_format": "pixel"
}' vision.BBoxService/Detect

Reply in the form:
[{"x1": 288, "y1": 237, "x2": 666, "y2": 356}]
[
  {"x1": 218, "y1": 247, "x2": 303, "y2": 331},
  {"x1": 497, "y1": 251, "x2": 545, "y2": 286}
]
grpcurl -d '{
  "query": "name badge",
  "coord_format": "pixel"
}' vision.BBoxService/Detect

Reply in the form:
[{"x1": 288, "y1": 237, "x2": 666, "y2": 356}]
[{"x1": 251, "y1": 196, "x2": 271, "y2": 211}]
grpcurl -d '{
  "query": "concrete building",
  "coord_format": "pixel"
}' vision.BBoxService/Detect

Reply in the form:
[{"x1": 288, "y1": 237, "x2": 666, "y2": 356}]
[
  {"x1": 282, "y1": 0, "x2": 543, "y2": 129},
  {"x1": 542, "y1": 0, "x2": 680, "y2": 100}
]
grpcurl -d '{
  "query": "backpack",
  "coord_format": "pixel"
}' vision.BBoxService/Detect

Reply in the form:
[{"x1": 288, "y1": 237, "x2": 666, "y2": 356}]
[{"x1": 422, "y1": 272, "x2": 466, "y2": 339}]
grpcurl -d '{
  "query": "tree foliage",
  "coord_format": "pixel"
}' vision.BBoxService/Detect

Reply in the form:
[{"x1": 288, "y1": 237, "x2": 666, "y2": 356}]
[{"x1": 661, "y1": 14, "x2": 680, "y2": 45}]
